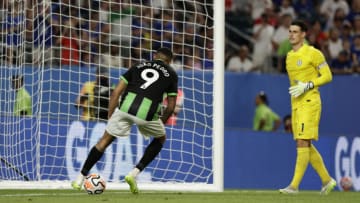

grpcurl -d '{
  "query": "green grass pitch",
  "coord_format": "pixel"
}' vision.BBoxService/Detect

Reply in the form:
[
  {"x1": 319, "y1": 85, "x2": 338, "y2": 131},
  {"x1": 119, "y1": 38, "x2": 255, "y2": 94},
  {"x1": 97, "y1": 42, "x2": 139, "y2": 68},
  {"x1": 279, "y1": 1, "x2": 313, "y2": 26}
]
[{"x1": 0, "y1": 190, "x2": 359, "y2": 203}]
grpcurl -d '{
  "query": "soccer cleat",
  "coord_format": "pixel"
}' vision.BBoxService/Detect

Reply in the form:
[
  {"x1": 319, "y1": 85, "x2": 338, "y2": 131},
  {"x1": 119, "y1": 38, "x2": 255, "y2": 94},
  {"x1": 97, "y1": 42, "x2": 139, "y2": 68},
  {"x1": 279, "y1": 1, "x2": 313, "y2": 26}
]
[
  {"x1": 71, "y1": 181, "x2": 82, "y2": 190},
  {"x1": 320, "y1": 178, "x2": 337, "y2": 195},
  {"x1": 279, "y1": 186, "x2": 299, "y2": 194},
  {"x1": 125, "y1": 175, "x2": 139, "y2": 194},
  {"x1": 71, "y1": 174, "x2": 85, "y2": 190}
]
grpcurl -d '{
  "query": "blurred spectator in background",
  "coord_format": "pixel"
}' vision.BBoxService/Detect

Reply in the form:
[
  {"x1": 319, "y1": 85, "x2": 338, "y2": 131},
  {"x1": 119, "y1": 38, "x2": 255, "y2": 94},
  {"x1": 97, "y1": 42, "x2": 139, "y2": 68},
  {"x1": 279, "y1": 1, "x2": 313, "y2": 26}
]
[
  {"x1": 340, "y1": 21, "x2": 353, "y2": 42},
  {"x1": 12, "y1": 75, "x2": 32, "y2": 116},
  {"x1": 57, "y1": 18, "x2": 80, "y2": 66},
  {"x1": 272, "y1": 13, "x2": 293, "y2": 52},
  {"x1": 153, "y1": 10, "x2": 177, "y2": 50},
  {"x1": 293, "y1": 0, "x2": 315, "y2": 21},
  {"x1": 252, "y1": 13, "x2": 275, "y2": 73},
  {"x1": 0, "y1": 0, "x2": 213, "y2": 72},
  {"x1": 278, "y1": 0, "x2": 296, "y2": 20},
  {"x1": 98, "y1": 0, "x2": 110, "y2": 23},
  {"x1": 325, "y1": 28, "x2": 343, "y2": 61},
  {"x1": 251, "y1": 0, "x2": 273, "y2": 21},
  {"x1": 100, "y1": 41, "x2": 123, "y2": 68},
  {"x1": 342, "y1": 38, "x2": 352, "y2": 55},
  {"x1": 80, "y1": 10, "x2": 110, "y2": 67},
  {"x1": 31, "y1": 1, "x2": 58, "y2": 66},
  {"x1": 307, "y1": 20, "x2": 327, "y2": 51},
  {"x1": 75, "y1": 67, "x2": 112, "y2": 121},
  {"x1": 320, "y1": 0, "x2": 349, "y2": 31},
  {"x1": 108, "y1": 1, "x2": 134, "y2": 59},
  {"x1": 273, "y1": 13, "x2": 293, "y2": 72},
  {"x1": 226, "y1": 0, "x2": 252, "y2": 14},
  {"x1": 0, "y1": 0, "x2": 7, "y2": 21},
  {"x1": 331, "y1": 8, "x2": 347, "y2": 31},
  {"x1": 352, "y1": 15, "x2": 360, "y2": 35},
  {"x1": 283, "y1": 114, "x2": 292, "y2": 133},
  {"x1": 129, "y1": 18, "x2": 146, "y2": 67},
  {"x1": 351, "y1": 34, "x2": 360, "y2": 68},
  {"x1": 253, "y1": 91, "x2": 281, "y2": 132},
  {"x1": 226, "y1": 45, "x2": 255, "y2": 72},
  {"x1": 346, "y1": 0, "x2": 360, "y2": 23},
  {"x1": 5, "y1": 1, "x2": 24, "y2": 65},
  {"x1": 330, "y1": 50, "x2": 354, "y2": 74}
]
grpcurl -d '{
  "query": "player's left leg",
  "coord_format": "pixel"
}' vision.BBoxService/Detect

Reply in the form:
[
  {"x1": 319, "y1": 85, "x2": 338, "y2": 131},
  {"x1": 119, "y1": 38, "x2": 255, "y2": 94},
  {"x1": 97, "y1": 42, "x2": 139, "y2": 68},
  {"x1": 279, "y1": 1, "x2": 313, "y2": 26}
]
[
  {"x1": 126, "y1": 136, "x2": 166, "y2": 194},
  {"x1": 135, "y1": 136, "x2": 165, "y2": 172},
  {"x1": 71, "y1": 131, "x2": 115, "y2": 190},
  {"x1": 310, "y1": 144, "x2": 336, "y2": 194},
  {"x1": 320, "y1": 178, "x2": 337, "y2": 195}
]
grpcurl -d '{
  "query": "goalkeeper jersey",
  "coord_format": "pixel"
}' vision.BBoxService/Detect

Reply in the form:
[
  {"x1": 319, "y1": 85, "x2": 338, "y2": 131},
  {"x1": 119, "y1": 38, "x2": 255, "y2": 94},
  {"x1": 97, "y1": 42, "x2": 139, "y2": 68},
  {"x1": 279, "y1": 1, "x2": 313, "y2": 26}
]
[
  {"x1": 286, "y1": 44, "x2": 332, "y2": 108},
  {"x1": 119, "y1": 60, "x2": 178, "y2": 121}
]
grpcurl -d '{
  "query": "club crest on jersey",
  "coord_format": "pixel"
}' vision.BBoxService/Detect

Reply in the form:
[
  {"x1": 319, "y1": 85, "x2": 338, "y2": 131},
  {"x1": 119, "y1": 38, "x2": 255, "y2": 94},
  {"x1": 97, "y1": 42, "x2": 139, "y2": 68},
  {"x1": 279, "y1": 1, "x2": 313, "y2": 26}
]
[{"x1": 297, "y1": 59, "x2": 302, "y2": 66}]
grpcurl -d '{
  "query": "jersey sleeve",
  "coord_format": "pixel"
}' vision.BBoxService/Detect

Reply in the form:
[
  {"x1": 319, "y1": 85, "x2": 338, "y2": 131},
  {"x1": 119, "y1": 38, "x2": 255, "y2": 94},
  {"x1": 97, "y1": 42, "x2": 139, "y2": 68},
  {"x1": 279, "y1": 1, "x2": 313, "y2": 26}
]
[
  {"x1": 167, "y1": 74, "x2": 178, "y2": 96},
  {"x1": 311, "y1": 48, "x2": 333, "y2": 87},
  {"x1": 121, "y1": 67, "x2": 135, "y2": 84}
]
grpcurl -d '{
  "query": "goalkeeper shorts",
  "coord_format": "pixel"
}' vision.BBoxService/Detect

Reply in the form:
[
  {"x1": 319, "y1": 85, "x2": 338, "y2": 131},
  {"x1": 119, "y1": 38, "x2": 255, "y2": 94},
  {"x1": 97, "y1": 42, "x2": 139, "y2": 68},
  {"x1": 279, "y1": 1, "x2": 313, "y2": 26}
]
[{"x1": 292, "y1": 100, "x2": 321, "y2": 141}]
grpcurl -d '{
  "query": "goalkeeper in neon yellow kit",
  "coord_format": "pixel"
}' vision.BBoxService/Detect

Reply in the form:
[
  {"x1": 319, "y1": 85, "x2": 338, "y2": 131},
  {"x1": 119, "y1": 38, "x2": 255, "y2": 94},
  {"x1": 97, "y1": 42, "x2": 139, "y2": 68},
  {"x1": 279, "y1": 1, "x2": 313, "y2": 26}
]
[{"x1": 279, "y1": 20, "x2": 336, "y2": 195}]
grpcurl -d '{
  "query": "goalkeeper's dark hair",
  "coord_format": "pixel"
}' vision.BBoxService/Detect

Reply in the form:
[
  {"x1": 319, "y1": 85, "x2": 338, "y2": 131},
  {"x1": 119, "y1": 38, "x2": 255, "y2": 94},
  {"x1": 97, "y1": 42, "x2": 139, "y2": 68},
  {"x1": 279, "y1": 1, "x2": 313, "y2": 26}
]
[
  {"x1": 291, "y1": 20, "x2": 308, "y2": 32},
  {"x1": 156, "y1": 47, "x2": 173, "y2": 61}
]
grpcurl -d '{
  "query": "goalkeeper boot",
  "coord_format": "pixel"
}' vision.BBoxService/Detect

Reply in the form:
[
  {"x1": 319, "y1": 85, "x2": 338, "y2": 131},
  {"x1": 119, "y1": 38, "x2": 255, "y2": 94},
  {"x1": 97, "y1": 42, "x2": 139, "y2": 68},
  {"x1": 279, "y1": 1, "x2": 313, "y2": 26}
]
[
  {"x1": 279, "y1": 186, "x2": 299, "y2": 194},
  {"x1": 125, "y1": 175, "x2": 139, "y2": 194},
  {"x1": 71, "y1": 175, "x2": 85, "y2": 190},
  {"x1": 320, "y1": 178, "x2": 336, "y2": 195}
]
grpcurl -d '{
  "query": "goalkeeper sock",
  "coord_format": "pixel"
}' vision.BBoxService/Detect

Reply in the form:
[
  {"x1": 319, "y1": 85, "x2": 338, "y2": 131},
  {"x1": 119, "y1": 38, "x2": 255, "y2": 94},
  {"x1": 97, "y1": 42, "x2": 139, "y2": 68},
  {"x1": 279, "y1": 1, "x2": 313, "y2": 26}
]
[
  {"x1": 309, "y1": 145, "x2": 331, "y2": 185},
  {"x1": 290, "y1": 147, "x2": 310, "y2": 189},
  {"x1": 81, "y1": 146, "x2": 104, "y2": 176},
  {"x1": 136, "y1": 138, "x2": 163, "y2": 171}
]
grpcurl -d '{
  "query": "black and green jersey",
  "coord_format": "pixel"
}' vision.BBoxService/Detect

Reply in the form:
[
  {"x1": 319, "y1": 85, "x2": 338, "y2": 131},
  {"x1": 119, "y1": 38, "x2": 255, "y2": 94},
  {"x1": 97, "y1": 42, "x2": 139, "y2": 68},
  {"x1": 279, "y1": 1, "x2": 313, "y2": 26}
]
[{"x1": 119, "y1": 60, "x2": 178, "y2": 121}]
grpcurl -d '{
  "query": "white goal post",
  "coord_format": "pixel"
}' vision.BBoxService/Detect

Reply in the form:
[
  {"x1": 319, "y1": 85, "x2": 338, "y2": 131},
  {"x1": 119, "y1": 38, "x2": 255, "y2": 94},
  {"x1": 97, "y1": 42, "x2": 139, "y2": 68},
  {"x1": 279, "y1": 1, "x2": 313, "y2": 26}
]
[{"x1": 0, "y1": 0, "x2": 223, "y2": 192}]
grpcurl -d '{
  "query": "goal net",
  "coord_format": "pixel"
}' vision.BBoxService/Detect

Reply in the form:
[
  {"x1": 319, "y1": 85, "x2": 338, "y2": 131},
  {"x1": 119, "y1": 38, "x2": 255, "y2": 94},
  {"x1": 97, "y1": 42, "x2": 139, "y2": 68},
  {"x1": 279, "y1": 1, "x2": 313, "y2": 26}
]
[{"x1": 0, "y1": 0, "x2": 223, "y2": 191}]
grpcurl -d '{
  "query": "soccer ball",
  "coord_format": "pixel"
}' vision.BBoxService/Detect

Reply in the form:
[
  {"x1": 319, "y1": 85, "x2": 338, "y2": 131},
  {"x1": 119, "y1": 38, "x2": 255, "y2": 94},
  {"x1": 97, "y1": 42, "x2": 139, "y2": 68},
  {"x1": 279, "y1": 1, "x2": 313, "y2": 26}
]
[
  {"x1": 83, "y1": 174, "x2": 106, "y2": 195},
  {"x1": 340, "y1": 176, "x2": 353, "y2": 191}
]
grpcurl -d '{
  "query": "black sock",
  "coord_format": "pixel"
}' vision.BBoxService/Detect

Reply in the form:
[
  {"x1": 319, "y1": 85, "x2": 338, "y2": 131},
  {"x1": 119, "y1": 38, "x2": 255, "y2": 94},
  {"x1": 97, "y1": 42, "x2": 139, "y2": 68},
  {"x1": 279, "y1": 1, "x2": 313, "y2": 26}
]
[
  {"x1": 81, "y1": 146, "x2": 104, "y2": 176},
  {"x1": 136, "y1": 138, "x2": 163, "y2": 171}
]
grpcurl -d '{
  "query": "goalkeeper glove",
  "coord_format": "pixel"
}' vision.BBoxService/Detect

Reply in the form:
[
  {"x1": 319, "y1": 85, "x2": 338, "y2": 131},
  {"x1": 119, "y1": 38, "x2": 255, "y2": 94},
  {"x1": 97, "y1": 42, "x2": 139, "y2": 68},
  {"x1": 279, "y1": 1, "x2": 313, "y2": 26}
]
[{"x1": 289, "y1": 81, "x2": 314, "y2": 98}]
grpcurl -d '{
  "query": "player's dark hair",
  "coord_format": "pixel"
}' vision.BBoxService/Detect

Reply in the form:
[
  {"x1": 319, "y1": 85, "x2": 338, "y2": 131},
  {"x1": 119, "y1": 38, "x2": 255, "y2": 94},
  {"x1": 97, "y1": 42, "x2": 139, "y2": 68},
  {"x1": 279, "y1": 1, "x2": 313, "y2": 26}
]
[
  {"x1": 258, "y1": 91, "x2": 268, "y2": 105},
  {"x1": 156, "y1": 47, "x2": 173, "y2": 61},
  {"x1": 283, "y1": 114, "x2": 291, "y2": 123},
  {"x1": 291, "y1": 20, "x2": 308, "y2": 32},
  {"x1": 11, "y1": 75, "x2": 23, "y2": 83}
]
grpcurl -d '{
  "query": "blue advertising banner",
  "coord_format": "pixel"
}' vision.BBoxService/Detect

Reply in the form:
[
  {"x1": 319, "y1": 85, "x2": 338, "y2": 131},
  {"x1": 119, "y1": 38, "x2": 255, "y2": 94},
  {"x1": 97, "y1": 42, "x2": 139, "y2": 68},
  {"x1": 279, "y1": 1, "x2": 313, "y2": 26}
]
[
  {"x1": 224, "y1": 130, "x2": 360, "y2": 191},
  {"x1": 1, "y1": 118, "x2": 359, "y2": 191},
  {"x1": 0, "y1": 118, "x2": 213, "y2": 184}
]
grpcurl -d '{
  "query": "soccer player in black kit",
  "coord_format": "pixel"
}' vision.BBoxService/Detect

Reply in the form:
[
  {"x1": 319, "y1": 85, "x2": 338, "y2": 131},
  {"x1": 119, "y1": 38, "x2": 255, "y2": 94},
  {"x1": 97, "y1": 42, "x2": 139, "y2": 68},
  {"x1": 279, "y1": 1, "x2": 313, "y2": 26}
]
[{"x1": 71, "y1": 47, "x2": 178, "y2": 194}]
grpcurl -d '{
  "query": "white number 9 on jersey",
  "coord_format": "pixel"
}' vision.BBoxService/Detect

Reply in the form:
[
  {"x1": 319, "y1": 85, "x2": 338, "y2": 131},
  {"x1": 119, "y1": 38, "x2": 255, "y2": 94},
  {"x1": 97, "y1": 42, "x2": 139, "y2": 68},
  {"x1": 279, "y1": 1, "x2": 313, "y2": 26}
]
[{"x1": 140, "y1": 69, "x2": 159, "y2": 89}]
